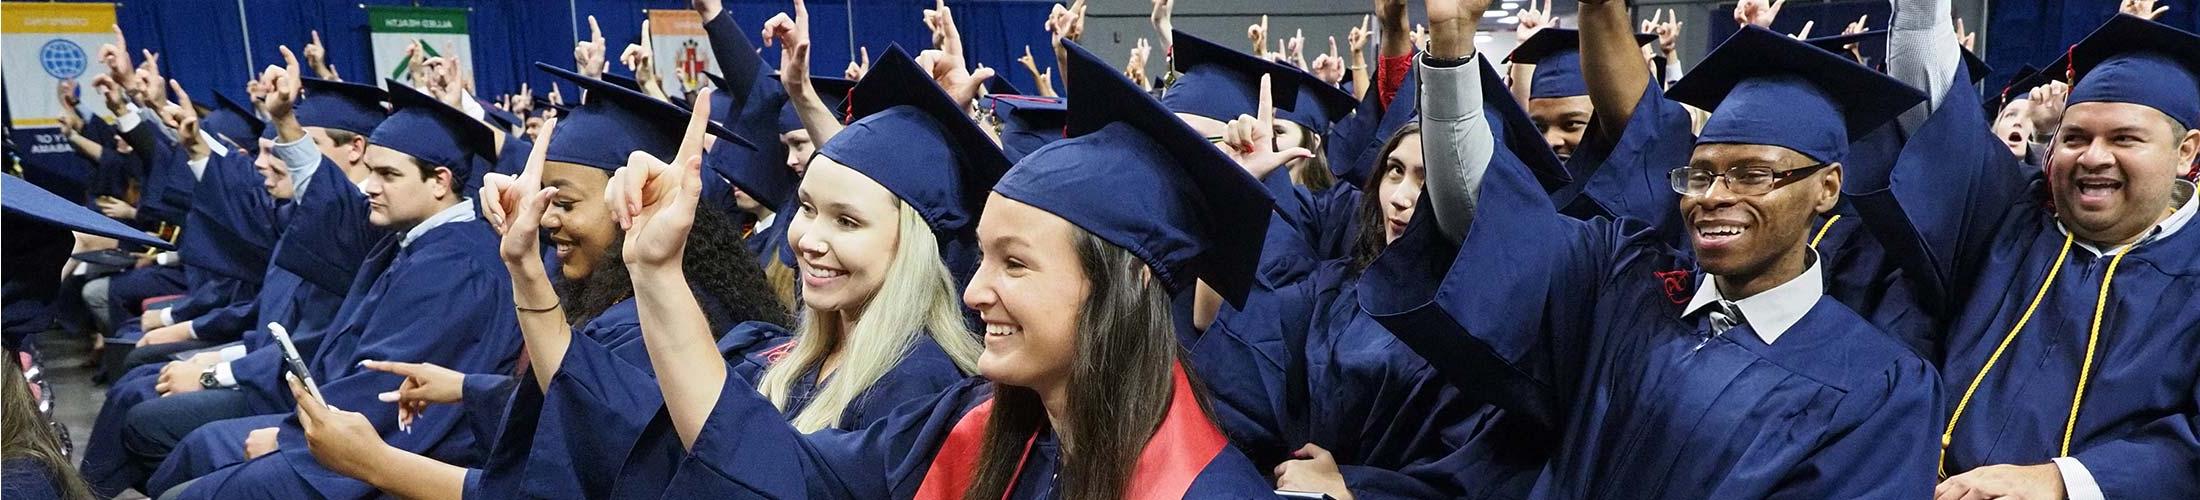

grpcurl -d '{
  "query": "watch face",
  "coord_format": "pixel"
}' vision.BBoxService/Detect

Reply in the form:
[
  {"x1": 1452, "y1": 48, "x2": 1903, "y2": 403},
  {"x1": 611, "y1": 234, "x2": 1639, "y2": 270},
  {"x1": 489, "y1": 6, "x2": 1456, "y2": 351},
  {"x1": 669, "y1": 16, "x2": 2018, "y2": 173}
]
[{"x1": 201, "y1": 369, "x2": 219, "y2": 388}]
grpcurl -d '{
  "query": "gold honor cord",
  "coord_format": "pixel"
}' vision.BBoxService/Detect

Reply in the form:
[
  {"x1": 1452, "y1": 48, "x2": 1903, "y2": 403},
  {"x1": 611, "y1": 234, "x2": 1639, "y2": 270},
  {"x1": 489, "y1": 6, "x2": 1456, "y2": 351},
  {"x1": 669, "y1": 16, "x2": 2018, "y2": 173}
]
[
  {"x1": 1939, "y1": 233, "x2": 2074, "y2": 478},
  {"x1": 2063, "y1": 248, "x2": 2131, "y2": 456},
  {"x1": 1810, "y1": 215, "x2": 1841, "y2": 248}
]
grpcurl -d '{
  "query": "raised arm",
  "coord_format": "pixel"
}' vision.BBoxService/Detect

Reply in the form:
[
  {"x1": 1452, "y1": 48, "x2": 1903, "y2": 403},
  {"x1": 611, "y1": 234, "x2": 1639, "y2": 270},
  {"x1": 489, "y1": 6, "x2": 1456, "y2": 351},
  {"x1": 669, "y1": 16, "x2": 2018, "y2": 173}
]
[
  {"x1": 610, "y1": 91, "x2": 726, "y2": 449},
  {"x1": 1421, "y1": 0, "x2": 1497, "y2": 242},
  {"x1": 478, "y1": 119, "x2": 571, "y2": 391},
  {"x1": 1579, "y1": 0, "x2": 1654, "y2": 137},
  {"x1": 1886, "y1": 0, "x2": 1960, "y2": 133},
  {"x1": 764, "y1": 0, "x2": 846, "y2": 143}
]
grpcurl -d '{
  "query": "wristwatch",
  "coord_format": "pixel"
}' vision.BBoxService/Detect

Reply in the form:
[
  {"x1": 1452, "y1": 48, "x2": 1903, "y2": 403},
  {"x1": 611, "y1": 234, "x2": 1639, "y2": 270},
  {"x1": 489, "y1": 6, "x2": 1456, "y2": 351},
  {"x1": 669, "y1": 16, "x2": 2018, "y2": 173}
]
[{"x1": 200, "y1": 365, "x2": 220, "y2": 389}]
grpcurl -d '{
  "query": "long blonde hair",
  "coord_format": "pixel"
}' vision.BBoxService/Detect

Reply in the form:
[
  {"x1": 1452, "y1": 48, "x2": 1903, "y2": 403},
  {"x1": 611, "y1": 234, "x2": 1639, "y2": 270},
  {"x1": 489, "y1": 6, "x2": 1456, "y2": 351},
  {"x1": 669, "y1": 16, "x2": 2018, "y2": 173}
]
[{"x1": 759, "y1": 203, "x2": 981, "y2": 432}]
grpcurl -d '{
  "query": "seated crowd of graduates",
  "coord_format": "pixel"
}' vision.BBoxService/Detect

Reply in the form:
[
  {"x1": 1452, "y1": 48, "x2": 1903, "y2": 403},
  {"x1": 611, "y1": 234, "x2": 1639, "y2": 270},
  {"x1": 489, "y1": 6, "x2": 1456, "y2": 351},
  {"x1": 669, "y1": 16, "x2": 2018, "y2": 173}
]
[{"x1": 4, "y1": 0, "x2": 2198, "y2": 498}]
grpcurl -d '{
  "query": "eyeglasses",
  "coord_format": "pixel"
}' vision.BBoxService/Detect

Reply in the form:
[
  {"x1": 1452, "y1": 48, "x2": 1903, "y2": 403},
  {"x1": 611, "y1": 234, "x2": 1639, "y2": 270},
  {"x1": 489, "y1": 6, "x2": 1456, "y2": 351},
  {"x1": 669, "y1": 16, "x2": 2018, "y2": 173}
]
[{"x1": 1667, "y1": 163, "x2": 1831, "y2": 196}]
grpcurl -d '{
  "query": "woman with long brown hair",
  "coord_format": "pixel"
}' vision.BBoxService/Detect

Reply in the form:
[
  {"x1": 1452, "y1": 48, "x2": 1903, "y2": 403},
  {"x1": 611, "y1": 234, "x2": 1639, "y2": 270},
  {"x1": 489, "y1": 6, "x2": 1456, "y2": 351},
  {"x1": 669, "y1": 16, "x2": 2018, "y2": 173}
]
[
  {"x1": 5, "y1": 355, "x2": 97, "y2": 500},
  {"x1": 610, "y1": 41, "x2": 1286, "y2": 498}
]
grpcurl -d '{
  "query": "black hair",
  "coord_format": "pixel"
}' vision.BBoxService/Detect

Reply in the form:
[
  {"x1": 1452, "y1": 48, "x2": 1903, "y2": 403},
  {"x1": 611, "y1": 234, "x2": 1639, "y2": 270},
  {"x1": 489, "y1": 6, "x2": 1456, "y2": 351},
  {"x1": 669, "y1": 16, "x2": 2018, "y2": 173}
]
[{"x1": 559, "y1": 204, "x2": 792, "y2": 334}]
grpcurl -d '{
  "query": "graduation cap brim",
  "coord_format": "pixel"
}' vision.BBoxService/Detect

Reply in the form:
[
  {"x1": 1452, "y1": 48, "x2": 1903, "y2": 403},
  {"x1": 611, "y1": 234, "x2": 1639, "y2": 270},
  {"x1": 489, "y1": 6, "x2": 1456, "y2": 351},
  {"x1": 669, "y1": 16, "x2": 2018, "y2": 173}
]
[
  {"x1": 379, "y1": 79, "x2": 502, "y2": 164},
  {"x1": 4, "y1": 175, "x2": 174, "y2": 250},
  {"x1": 1060, "y1": 40, "x2": 1271, "y2": 305},
  {"x1": 839, "y1": 45, "x2": 1012, "y2": 212},
  {"x1": 986, "y1": 77, "x2": 1024, "y2": 96},
  {"x1": 1276, "y1": 66, "x2": 1358, "y2": 128},
  {"x1": 1667, "y1": 26, "x2": 1925, "y2": 140},
  {"x1": 1960, "y1": 47, "x2": 1993, "y2": 84},
  {"x1": 1165, "y1": 30, "x2": 1300, "y2": 120},
  {"x1": 2067, "y1": 14, "x2": 2200, "y2": 87},
  {"x1": 1506, "y1": 28, "x2": 1660, "y2": 64},
  {"x1": 1801, "y1": 29, "x2": 1887, "y2": 53},
  {"x1": 535, "y1": 63, "x2": 750, "y2": 151},
  {"x1": 206, "y1": 91, "x2": 267, "y2": 144}
]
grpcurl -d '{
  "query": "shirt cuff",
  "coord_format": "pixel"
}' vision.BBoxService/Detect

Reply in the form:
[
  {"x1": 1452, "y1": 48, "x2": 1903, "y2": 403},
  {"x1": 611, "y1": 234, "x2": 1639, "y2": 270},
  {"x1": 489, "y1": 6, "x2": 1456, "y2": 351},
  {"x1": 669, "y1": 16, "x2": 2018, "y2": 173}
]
[
  {"x1": 212, "y1": 361, "x2": 239, "y2": 388},
  {"x1": 160, "y1": 308, "x2": 176, "y2": 326},
  {"x1": 201, "y1": 128, "x2": 230, "y2": 158},
  {"x1": 117, "y1": 103, "x2": 145, "y2": 132},
  {"x1": 181, "y1": 320, "x2": 198, "y2": 340},
  {"x1": 156, "y1": 251, "x2": 180, "y2": 266},
  {"x1": 1418, "y1": 54, "x2": 1485, "y2": 122},
  {"x1": 273, "y1": 135, "x2": 324, "y2": 195},
  {"x1": 2051, "y1": 457, "x2": 2105, "y2": 500},
  {"x1": 218, "y1": 344, "x2": 249, "y2": 362}
]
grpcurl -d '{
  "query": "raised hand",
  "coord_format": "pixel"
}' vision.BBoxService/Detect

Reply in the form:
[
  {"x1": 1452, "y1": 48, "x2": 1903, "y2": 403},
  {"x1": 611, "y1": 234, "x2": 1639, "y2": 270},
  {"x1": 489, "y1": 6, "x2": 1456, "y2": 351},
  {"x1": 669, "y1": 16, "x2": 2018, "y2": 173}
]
[
  {"x1": 1646, "y1": 8, "x2": 1682, "y2": 56},
  {"x1": 406, "y1": 40, "x2": 437, "y2": 89},
  {"x1": 623, "y1": 20, "x2": 668, "y2": 100},
  {"x1": 763, "y1": 0, "x2": 815, "y2": 95},
  {"x1": 1222, "y1": 75, "x2": 1315, "y2": 180},
  {"x1": 1151, "y1": 0, "x2": 1174, "y2": 46},
  {"x1": 1313, "y1": 37, "x2": 1345, "y2": 87},
  {"x1": 609, "y1": 89, "x2": 715, "y2": 271},
  {"x1": 2027, "y1": 80, "x2": 2070, "y2": 135},
  {"x1": 923, "y1": 0, "x2": 967, "y2": 59},
  {"x1": 1247, "y1": 15, "x2": 1270, "y2": 54},
  {"x1": 91, "y1": 74, "x2": 128, "y2": 115},
  {"x1": 1735, "y1": 0, "x2": 1785, "y2": 28},
  {"x1": 1428, "y1": 0, "x2": 1494, "y2": 60},
  {"x1": 100, "y1": 25, "x2": 132, "y2": 82},
  {"x1": 1348, "y1": 15, "x2": 1372, "y2": 59},
  {"x1": 576, "y1": 16, "x2": 608, "y2": 79},
  {"x1": 305, "y1": 30, "x2": 337, "y2": 80},
  {"x1": 916, "y1": 48, "x2": 994, "y2": 109},
  {"x1": 2121, "y1": 0, "x2": 2170, "y2": 20},
  {"x1": 1515, "y1": 0, "x2": 1552, "y2": 42},
  {"x1": 1791, "y1": 20, "x2": 1815, "y2": 39},
  {"x1": 57, "y1": 79, "x2": 80, "y2": 112},
  {"x1": 1126, "y1": 38, "x2": 1153, "y2": 87},
  {"x1": 1044, "y1": 0, "x2": 1088, "y2": 44},
  {"x1": 259, "y1": 46, "x2": 305, "y2": 122},
  {"x1": 1287, "y1": 29, "x2": 1308, "y2": 69},
  {"x1": 1954, "y1": 18, "x2": 1976, "y2": 51},
  {"x1": 1375, "y1": 0, "x2": 1408, "y2": 30},
  {"x1": 692, "y1": 0, "x2": 724, "y2": 21},
  {"x1": 845, "y1": 46, "x2": 871, "y2": 81},
  {"x1": 480, "y1": 117, "x2": 559, "y2": 264},
  {"x1": 163, "y1": 81, "x2": 208, "y2": 159}
]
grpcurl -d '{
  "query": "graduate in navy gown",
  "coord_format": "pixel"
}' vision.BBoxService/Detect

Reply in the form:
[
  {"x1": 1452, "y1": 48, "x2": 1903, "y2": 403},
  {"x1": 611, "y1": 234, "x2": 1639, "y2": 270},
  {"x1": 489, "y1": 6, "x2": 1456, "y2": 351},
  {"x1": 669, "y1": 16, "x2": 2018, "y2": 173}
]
[
  {"x1": 1841, "y1": 12, "x2": 2200, "y2": 500},
  {"x1": 151, "y1": 74, "x2": 523, "y2": 499},
  {"x1": 124, "y1": 89, "x2": 279, "y2": 366},
  {"x1": 77, "y1": 73, "x2": 392, "y2": 499},
  {"x1": 581, "y1": 40, "x2": 1273, "y2": 499},
  {"x1": 262, "y1": 66, "x2": 790, "y2": 500},
  {"x1": 1358, "y1": 15, "x2": 1940, "y2": 498}
]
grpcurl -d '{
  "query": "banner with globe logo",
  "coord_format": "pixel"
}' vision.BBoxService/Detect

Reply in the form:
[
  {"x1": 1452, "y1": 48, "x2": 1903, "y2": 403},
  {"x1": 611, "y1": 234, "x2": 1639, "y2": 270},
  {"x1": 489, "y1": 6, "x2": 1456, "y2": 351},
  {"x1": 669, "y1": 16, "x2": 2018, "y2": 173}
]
[
  {"x1": 4, "y1": 3, "x2": 118, "y2": 131},
  {"x1": 368, "y1": 6, "x2": 474, "y2": 91}
]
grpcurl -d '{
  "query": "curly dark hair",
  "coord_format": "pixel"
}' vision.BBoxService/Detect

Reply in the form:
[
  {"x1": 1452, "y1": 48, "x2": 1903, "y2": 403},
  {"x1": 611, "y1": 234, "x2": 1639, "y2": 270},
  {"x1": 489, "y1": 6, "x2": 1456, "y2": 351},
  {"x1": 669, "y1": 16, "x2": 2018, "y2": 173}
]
[{"x1": 559, "y1": 206, "x2": 791, "y2": 335}]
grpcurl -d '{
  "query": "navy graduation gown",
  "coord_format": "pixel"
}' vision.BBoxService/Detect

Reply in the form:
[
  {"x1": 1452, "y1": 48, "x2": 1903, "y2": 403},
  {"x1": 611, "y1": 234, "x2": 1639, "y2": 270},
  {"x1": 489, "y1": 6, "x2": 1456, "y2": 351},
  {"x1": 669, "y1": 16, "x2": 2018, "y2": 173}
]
[
  {"x1": 174, "y1": 218, "x2": 519, "y2": 500},
  {"x1": 1845, "y1": 70, "x2": 2200, "y2": 496},
  {"x1": 1356, "y1": 125, "x2": 1941, "y2": 498},
  {"x1": 665, "y1": 370, "x2": 1272, "y2": 498},
  {"x1": 166, "y1": 151, "x2": 278, "y2": 341}
]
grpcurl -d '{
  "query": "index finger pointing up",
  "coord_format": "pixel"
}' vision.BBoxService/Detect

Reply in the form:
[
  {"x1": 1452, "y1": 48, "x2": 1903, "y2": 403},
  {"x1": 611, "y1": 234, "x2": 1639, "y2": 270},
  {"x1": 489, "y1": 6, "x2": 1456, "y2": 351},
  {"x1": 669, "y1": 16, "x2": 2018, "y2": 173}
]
[
  {"x1": 1256, "y1": 74, "x2": 1274, "y2": 132},
  {"x1": 675, "y1": 88, "x2": 715, "y2": 164},
  {"x1": 589, "y1": 15, "x2": 604, "y2": 44},
  {"x1": 520, "y1": 116, "x2": 558, "y2": 190}
]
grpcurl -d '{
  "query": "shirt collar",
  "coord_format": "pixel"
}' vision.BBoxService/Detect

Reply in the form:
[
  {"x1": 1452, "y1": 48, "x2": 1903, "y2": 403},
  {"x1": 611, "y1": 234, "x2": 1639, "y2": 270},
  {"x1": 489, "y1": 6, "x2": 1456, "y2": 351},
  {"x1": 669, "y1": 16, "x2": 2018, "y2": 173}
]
[
  {"x1": 1681, "y1": 250, "x2": 1825, "y2": 345},
  {"x1": 2062, "y1": 180, "x2": 2197, "y2": 257},
  {"x1": 400, "y1": 200, "x2": 478, "y2": 248}
]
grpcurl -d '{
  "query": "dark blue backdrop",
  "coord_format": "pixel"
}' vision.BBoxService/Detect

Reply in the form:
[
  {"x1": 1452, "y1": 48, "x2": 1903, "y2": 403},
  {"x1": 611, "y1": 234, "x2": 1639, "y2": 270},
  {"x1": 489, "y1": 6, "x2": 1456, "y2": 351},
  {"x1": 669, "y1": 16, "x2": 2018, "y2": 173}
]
[
  {"x1": 1984, "y1": 0, "x2": 2199, "y2": 92},
  {"x1": 79, "y1": 0, "x2": 1056, "y2": 103}
]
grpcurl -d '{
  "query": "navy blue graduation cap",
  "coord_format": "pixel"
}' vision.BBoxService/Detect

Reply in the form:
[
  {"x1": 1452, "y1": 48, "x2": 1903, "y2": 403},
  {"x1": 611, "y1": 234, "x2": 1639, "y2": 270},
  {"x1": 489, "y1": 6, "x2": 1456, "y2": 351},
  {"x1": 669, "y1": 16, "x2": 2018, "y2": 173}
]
[
  {"x1": 818, "y1": 46, "x2": 1010, "y2": 258},
  {"x1": 535, "y1": 63, "x2": 751, "y2": 175},
  {"x1": 985, "y1": 77, "x2": 1023, "y2": 97},
  {"x1": 2065, "y1": 14, "x2": 2200, "y2": 130},
  {"x1": 369, "y1": 80, "x2": 500, "y2": 185},
  {"x1": 1960, "y1": 47, "x2": 1993, "y2": 85},
  {"x1": 1987, "y1": 64, "x2": 2050, "y2": 115},
  {"x1": 3, "y1": 174, "x2": 173, "y2": 249},
  {"x1": 1802, "y1": 29, "x2": 1886, "y2": 54},
  {"x1": 984, "y1": 94, "x2": 1068, "y2": 163},
  {"x1": 1667, "y1": 26, "x2": 1925, "y2": 163},
  {"x1": 1277, "y1": 67, "x2": 1359, "y2": 136},
  {"x1": 602, "y1": 72, "x2": 644, "y2": 93},
  {"x1": 297, "y1": 78, "x2": 388, "y2": 135},
  {"x1": 994, "y1": 40, "x2": 1273, "y2": 305},
  {"x1": 478, "y1": 96, "x2": 523, "y2": 131},
  {"x1": 757, "y1": 73, "x2": 855, "y2": 133},
  {"x1": 201, "y1": 91, "x2": 265, "y2": 153},
  {"x1": 1163, "y1": 30, "x2": 1299, "y2": 122},
  {"x1": 1507, "y1": 28, "x2": 1660, "y2": 99}
]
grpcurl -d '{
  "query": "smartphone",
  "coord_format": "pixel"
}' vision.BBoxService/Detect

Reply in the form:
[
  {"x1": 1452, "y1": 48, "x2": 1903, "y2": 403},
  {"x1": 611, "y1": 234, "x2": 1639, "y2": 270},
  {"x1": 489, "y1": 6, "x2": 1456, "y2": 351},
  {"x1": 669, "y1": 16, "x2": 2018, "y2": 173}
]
[
  {"x1": 1275, "y1": 491, "x2": 1336, "y2": 500},
  {"x1": 266, "y1": 322, "x2": 327, "y2": 406}
]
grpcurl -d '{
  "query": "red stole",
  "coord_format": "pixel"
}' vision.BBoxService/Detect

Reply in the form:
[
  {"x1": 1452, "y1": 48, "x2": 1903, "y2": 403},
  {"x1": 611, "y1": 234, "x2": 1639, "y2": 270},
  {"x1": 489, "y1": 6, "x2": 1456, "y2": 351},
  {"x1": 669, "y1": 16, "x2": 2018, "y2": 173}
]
[{"x1": 912, "y1": 364, "x2": 1227, "y2": 500}]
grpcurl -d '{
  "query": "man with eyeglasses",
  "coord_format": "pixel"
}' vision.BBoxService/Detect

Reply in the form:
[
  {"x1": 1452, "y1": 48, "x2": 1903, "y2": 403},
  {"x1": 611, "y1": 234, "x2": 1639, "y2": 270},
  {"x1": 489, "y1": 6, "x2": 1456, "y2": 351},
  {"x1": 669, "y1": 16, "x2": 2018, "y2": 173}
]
[{"x1": 1355, "y1": 6, "x2": 1942, "y2": 495}]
